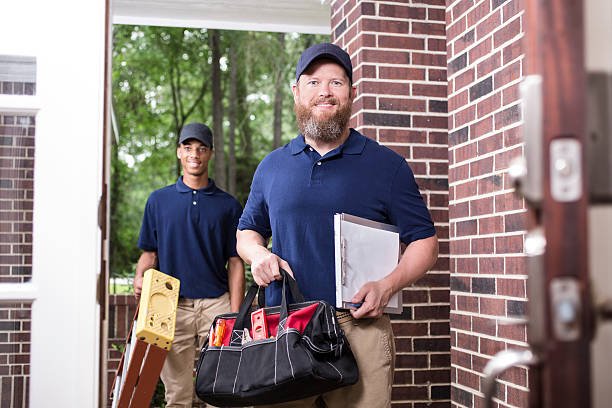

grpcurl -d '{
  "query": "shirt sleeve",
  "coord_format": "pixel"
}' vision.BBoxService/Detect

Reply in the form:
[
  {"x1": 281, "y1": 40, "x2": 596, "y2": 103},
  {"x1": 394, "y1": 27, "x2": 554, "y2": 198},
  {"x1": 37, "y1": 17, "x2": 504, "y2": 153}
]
[
  {"x1": 238, "y1": 162, "x2": 272, "y2": 239},
  {"x1": 225, "y1": 200, "x2": 243, "y2": 258},
  {"x1": 387, "y1": 160, "x2": 436, "y2": 244},
  {"x1": 137, "y1": 195, "x2": 158, "y2": 251}
]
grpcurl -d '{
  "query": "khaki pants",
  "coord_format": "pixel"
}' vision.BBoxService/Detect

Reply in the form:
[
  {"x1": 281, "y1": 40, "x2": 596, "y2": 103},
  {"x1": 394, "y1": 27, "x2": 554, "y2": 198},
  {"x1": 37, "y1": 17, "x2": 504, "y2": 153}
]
[
  {"x1": 160, "y1": 293, "x2": 231, "y2": 408},
  {"x1": 260, "y1": 312, "x2": 396, "y2": 408}
]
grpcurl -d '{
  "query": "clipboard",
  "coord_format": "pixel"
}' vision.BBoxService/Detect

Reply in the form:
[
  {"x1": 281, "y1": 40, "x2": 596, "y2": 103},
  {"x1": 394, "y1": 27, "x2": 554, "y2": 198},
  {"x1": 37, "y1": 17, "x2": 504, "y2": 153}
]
[{"x1": 333, "y1": 213, "x2": 403, "y2": 314}]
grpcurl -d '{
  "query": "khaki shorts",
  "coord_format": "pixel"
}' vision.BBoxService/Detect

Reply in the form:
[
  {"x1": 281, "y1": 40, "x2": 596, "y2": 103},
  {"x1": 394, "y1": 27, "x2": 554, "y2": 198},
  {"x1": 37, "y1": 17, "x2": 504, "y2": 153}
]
[
  {"x1": 160, "y1": 293, "x2": 231, "y2": 408},
  {"x1": 259, "y1": 312, "x2": 396, "y2": 408}
]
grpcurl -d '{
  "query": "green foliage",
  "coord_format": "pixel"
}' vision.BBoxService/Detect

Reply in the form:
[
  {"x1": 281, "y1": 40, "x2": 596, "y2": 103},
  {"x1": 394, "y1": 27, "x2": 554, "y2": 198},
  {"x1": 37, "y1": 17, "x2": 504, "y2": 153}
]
[{"x1": 110, "y1": 25, "x2": 328, "y2": 279}]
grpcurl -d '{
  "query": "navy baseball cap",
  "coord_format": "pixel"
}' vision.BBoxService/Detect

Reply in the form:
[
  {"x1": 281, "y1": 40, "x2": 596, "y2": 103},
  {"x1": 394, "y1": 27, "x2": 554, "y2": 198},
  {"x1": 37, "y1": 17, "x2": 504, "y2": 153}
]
[
  {"x1": 179, "y1": 122, "x2": 213, "y2": 148},
  {"x1": 295, "y1": 43, "x2": 353, "y2": 84}
]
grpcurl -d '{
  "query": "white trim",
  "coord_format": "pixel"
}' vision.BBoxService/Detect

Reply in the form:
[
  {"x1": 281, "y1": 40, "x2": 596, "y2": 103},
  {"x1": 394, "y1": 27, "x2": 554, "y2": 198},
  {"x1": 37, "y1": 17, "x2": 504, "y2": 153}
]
[
  {"x1": 111, "y1": 0, "x2": 331, "y2": 34},
  {"x1": 0, "y1": 0, "x2": 106, "y2": 406},
  {"x1": 0, "y1": 94, "x2": 40, "y2": 114},
  {"x1": 0, "y1": 282, "x2": 37, "y2": 301}
]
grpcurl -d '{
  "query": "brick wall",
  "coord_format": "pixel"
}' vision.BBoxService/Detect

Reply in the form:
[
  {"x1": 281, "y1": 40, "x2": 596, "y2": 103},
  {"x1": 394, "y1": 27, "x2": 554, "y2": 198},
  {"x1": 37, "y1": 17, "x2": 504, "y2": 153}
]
[
  {"x1": 0, "y1": 74, "x2": 36, "y2": 407},
  {"x1": 446, "y1": 0, "x2": 528, "y2": 407},
  {"x1": 330, "y1": 1, "x2": 451, "y2": 406}
]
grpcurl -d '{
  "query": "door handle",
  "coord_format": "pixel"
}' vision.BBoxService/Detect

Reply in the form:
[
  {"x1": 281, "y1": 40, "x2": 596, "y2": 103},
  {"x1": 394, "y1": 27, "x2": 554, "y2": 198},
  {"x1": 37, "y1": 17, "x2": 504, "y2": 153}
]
[{"x1": 483, "y1": 349, "x2": 538, "y2": 408}]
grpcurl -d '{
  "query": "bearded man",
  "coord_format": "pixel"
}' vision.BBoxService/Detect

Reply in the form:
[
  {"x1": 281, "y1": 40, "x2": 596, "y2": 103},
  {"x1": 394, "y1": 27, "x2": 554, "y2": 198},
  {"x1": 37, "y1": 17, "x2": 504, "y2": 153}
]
[{"x1": 236, "y1": 43, "x2": 438, "y2": 408}]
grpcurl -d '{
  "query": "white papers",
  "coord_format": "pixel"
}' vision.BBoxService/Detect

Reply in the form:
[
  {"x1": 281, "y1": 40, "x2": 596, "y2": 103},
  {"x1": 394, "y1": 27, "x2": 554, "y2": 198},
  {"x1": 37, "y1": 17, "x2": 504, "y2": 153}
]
[{"x1": 334, "y1": 213, "x2": 403, "y2": 314}]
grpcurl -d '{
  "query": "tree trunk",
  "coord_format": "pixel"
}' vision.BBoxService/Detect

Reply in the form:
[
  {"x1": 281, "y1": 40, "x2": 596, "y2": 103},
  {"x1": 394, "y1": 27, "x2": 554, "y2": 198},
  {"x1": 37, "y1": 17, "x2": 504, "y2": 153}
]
[
  {"x1": 273, "y1": 33, "x2": 285, "y2": 149},
  {"x1": 210, "y1": 29, "x2": 226, "y2": 189},
  {"x1": 228, "y1": 44, "x2": 237, "y2": 196}
]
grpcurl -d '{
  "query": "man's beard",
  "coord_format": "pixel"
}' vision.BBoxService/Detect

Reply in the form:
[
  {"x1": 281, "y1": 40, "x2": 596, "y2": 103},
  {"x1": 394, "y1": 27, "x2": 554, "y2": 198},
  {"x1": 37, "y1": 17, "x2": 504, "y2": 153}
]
[{"x1": 294, "y1": 97, "x2": 352, "y2": 143}]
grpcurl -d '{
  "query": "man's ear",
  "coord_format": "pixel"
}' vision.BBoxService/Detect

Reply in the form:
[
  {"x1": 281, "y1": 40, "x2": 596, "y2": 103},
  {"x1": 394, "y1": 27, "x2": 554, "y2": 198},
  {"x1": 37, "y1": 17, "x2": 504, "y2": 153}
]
[
  {"x1": 350, "y1": 85, "x2": 357, "y2": 101},
  {"x1": 291, "y1": 83, "x2": 299, "y2": 102},
  {"x1": 176, "y1": 147, "x2": 182, "y2": 159}
]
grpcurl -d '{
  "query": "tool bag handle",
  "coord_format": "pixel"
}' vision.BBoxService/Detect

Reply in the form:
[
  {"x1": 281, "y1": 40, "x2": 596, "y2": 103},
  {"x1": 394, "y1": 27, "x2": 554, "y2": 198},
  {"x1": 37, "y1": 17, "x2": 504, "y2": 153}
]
[{"x1": 231, "y1": 269, "x2": 305, "y2": 345}]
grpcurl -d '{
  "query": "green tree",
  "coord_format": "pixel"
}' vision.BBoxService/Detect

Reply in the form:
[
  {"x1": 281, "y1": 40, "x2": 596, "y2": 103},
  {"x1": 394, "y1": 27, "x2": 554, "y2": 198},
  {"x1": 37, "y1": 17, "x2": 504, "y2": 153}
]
[{"x1": 110, "y1": 25, "x2": 328, "y2": 280}]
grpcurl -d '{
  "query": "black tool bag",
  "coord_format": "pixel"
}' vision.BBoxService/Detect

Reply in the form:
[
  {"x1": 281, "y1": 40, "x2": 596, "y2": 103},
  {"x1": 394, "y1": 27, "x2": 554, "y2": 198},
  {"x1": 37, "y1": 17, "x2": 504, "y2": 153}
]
[{"x1": 195, "y1": 270, "x2": 359, "y2": 406}]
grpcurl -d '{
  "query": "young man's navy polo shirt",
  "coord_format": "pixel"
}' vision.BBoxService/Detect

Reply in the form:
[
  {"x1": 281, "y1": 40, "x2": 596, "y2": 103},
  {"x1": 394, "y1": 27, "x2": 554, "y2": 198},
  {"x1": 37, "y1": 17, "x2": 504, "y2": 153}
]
[
  {"x1": 138, "y1": 177, "x2": 242, "y2": 299},
  {"x1": 238, "y1": 129, "x2": 436, "y2": 306}
]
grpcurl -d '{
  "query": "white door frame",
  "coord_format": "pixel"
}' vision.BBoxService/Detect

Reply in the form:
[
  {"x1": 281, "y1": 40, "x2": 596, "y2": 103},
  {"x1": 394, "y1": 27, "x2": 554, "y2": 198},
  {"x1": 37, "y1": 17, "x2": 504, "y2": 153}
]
[{"x1": 0, "y1": 0, "x2": 107, "y2": 406}]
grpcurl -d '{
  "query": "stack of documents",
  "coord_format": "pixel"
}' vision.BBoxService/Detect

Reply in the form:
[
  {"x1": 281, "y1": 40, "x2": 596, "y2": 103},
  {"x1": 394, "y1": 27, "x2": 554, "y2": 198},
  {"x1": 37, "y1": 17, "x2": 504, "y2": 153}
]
[{"x1": 333, "y1": 213, "x2": 403, "y2": 314}]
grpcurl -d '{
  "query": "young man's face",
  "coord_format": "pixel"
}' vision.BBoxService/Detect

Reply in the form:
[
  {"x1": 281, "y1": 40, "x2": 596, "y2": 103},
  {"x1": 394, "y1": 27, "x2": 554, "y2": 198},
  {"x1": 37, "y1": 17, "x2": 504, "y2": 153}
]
[
  {"x1": 292, "y1": 59, "x2": 356, "y2": 143},
  {"x1": 176, "y1": 139, "x2": 213, "y2": 178}
]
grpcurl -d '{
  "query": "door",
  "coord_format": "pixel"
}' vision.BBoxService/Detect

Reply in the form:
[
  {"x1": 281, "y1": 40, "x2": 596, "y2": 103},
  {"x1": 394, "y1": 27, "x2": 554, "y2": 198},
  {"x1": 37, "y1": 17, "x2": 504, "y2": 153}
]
[
  {"x1": 0, "y1": 0, "x2": 108, "y2": 406},
  {"x1": 494, "y1": 0, "x2": 612, "y2": 406}
]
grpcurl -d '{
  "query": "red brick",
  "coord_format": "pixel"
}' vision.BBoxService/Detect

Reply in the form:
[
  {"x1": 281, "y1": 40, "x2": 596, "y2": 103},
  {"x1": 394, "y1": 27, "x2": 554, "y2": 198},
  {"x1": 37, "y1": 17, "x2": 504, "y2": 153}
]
[
  {"x1": 447, "y1": 15, "x2": 467, "y2": 41},
  {"x1": 379, "y1": 97, "x2": 426, "y2": 112},
  {"x1": 449, "y1": 163, "x2": 469, "y2": 184},
  {"x1": 502, "y1": 0, "x2": 523, "y2": 23},
  {"x1": 493, "y1": 60, "x2": 521, "y2": 90},
  {"x1": 507, "y1": 384, "x2": 530, "y2": 407},
  {"x1": 449, "y1": 90, "x2": 469, "y2": 112},
  {"x1": 503, "y1": 124, "x2": 522, "y2": 146},
  {"x1": 454, "y1": 105, "x2": 476, "y2": 127},
  {"x1": 498, "y1": 321, "x2": 527, "y2": 343},
  {"x1": 477, "y1": 132, "x2": 503, "y2": 155},
  {"x1": 361, "y1": 80, "x2": 411, "y2": 95},
  {"x1": 455, "y1": 179, "x2": 478, "y2": 200},
  {"x1": 413, "y1": 115, "x2": 448, "y2": 129},
  {"x1": 379, "y1": 3, "x2": 426, "y2": 19},
  {"x1": 493, "y1": 17, "x2": 522, "y2": 48},
  {"x1": 454, "y1": 68, "x2": 476, "y2": 92},
  {"x1": 470, "y1": 156, "x2": 493, "y2": 177},
  {"x1": 478, "y1": 215, "x2": 503, "y2": 234},
  {"x1": 494, "y1": 191, "x2": 524, "y2": 213},
  {"x1": 475, "y1": 10, "x2": 501, "y2": 41},
  {"x1": 360, "y1": 49, "x2": 411, "y2": 65},
  {"x1": 467, "y1": 1, "x2": 491, "y2": 26},
  {"x1": 477, "y1": 51, "x2": 502, "y2": 78},
  {"x1": 428, "y1": 68, "x2": 447, "y2": 82},
  {"x1": 471, "y1": 237, "x2": 494, "y2": 254},
  {"x1": 428, "y1": 7, "x2": 446, "y2": 22},
  {"x1": 413, "y1": 22, "x2": 445, "y2": 36},
  {"x1": 412, "y1": 52, "x2": 446, "y2": 67},
  {"x1": 494, "y1": 146, "x2": 522, "y2": 171},
  {"x1": 450, "y1": 201, "x2": 469, "y2": 218},
  {"x1": 379, "y1": 129, "x2": 427, "y2": 144},
  {"x1": 471, "y1": 196, "x2": 494, "y2": 216},
  {"x1": 451, "y1": 348, "x2": 472, "y2": 370},
  {"x1": 477, "y1": 174, "x2": 503, "y2": 195},
  {"x1": 378, "y1": 66, "x2": 425, "y2": 81},
  {"x1": 474, "y1": 317, "x2": 498, "y2": 337},
  {"x1": 456, "y1": 295, "x2": 478, "y2": 314},
  {"x1": 469, "y1": 37, "x2": 492, "y2": 64},
  {"x1": 379, "y1": 36, "x2": 425, "y2": 51},
  {"x1": 428, "y1": 38, "x2": 447, "y2": 52},
  {"x1": 450, "y1": 237, "x2": 470, "y2": 254},
  {"x1": 479, "y1": 297, "x2": 505, "y2": 315},
  {"x1": 476, "y1": 92, "x2": 501, "y2": 117},
  {"x1": 499, "y1": 365, "x2": 528, "y2": 387},
  {"x1": 413, "y1": 83, "x2": 447, "y2": 98},
  {"x1": 457, "y1": 367, "x2": 480, "y2": 389},
  {"x1": 495, "y1": 235, "x2": 523, "y2": 254},
  {"x1": 479, "y1": 257, "x2": 504, "y2": 274},
  {"x1": 360, "y1": 18, "x2": 410, "y2": 34},
  {"x1": 451, "y1": 139, "x2": 478, "y2": 163}
]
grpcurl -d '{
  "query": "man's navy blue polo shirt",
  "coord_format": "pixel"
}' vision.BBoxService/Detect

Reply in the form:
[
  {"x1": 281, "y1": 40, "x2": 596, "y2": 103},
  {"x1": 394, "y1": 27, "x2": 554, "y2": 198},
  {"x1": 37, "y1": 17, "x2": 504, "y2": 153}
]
[
  {"x1": 138, "y1": 177, "x2": 242, "y2": 299},
  {"x1": 238, "y1": 129, "x2": 436, "y2": 306}
]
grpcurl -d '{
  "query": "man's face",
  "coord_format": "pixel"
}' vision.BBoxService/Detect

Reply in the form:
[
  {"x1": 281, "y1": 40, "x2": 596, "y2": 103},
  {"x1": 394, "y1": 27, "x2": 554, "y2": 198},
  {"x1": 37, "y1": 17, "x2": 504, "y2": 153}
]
[
  {"x1": 176, "y1": 139, "x2": 213, "y2": 177},
  {"x1": 292, "y1": 59, "x2": 356, "y2": 143}
]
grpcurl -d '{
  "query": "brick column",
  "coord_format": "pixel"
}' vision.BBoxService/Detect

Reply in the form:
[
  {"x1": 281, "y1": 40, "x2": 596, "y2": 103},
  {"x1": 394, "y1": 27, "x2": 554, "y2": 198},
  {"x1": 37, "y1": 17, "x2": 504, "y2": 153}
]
[
  {"x1": 330, "y1": 1, "x2": 450, "y2": 406},
  {"x1": 446, "y1": 0, "x2": 528, "y2": 407}
]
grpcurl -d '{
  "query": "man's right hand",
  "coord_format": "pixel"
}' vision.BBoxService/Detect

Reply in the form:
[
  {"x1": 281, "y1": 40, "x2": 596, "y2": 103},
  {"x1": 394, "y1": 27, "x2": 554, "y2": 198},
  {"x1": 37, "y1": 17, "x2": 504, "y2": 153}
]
[
  {"x1": 133, "y1": 274, "x2": 143, "y2": 298},
  {"x1": 250, "y1": 251, "x2": 294, "y2": 287}
]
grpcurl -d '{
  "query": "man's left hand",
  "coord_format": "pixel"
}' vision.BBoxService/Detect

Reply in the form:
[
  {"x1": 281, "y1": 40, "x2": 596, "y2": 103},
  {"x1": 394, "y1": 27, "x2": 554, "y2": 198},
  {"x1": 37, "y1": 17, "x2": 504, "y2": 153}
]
[{"x1": 349, "y1": 280, "x2": 393, "y2": 319}]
